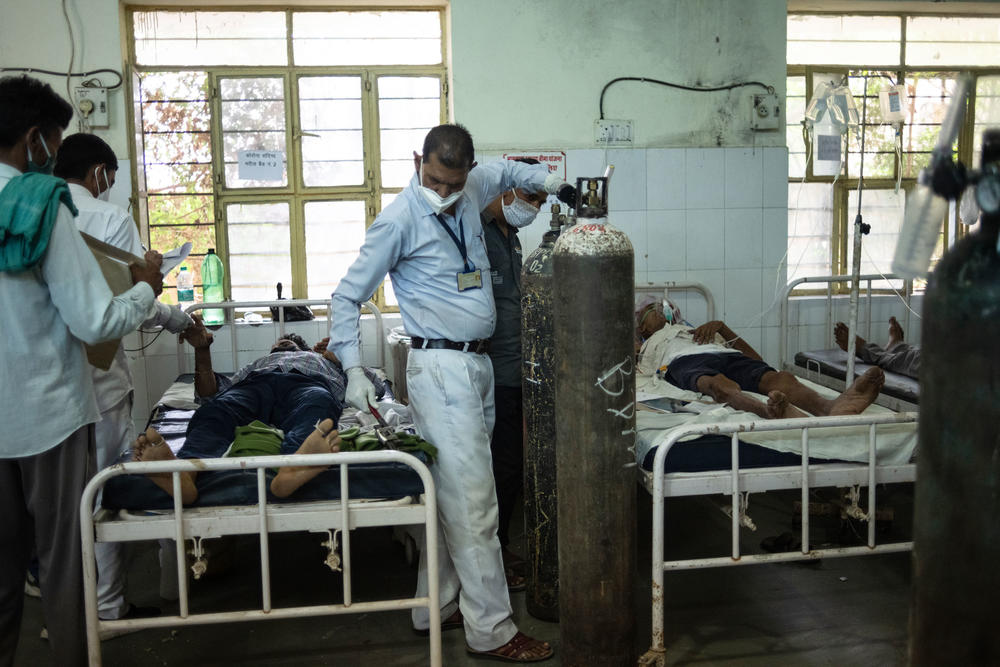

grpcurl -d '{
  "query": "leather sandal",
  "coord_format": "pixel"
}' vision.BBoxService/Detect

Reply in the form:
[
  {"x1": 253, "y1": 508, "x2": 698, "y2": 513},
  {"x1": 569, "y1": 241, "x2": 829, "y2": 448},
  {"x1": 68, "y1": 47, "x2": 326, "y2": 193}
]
[{"x1": 466, "y1": 631, "x2": 554, "y2": 663}]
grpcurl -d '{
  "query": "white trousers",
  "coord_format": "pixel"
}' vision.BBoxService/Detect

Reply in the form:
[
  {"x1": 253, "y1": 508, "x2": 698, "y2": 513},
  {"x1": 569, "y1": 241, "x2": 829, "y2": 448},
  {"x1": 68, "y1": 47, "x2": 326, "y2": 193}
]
[
  {"x1": 406, "y1": 349, "x2": 517, "y2": 652},
  {"x1": 94, "y1": 393, "x2": 134, "y2": 620}
]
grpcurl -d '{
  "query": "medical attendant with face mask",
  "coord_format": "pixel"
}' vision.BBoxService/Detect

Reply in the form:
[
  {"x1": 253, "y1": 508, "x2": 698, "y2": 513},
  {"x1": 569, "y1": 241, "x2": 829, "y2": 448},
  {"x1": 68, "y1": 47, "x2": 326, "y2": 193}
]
[
  {"x1": 0, "y1": 75, "x2": 164, "y2": 667},
  {"x1": 480, "y1": 158, "x2": 547, "y2": 593},
  {"x1": 53, "y1": 133, "x2": 192, "y2": 626},
  {"x1": 329, "y1": 125, "x2": 569, "y2": 663}
]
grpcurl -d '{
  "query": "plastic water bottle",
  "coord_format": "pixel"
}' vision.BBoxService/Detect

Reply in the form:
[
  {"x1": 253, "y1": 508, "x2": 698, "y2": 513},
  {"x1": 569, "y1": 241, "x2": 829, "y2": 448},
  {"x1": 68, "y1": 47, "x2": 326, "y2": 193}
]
[
  {"x1": 201, "y1": 249, "x2": 225, "y2": 326},
  {"x1": 176, "y1": 265, "x2": 194, "y2": 310}
]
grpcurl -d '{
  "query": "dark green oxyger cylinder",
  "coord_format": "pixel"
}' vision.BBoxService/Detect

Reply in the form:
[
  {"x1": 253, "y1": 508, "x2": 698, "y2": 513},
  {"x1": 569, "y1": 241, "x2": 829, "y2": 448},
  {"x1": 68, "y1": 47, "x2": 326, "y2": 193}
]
[
  {"x1": 909, "y1": 130, "x2": 1000, "y2": 666},
  {"x1": 521, "y1": 207, "x2": 562, "y2": 622},
  {"x1": 553, "y1": 177, "x2": 636, "y2": 666}
]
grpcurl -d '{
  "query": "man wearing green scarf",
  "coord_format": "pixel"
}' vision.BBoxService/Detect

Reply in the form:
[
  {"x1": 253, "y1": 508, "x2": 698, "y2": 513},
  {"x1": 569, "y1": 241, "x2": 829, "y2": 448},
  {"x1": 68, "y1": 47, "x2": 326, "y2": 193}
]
[{"x1": 0, "y1": 75, "x2": 165, "y2": 667}]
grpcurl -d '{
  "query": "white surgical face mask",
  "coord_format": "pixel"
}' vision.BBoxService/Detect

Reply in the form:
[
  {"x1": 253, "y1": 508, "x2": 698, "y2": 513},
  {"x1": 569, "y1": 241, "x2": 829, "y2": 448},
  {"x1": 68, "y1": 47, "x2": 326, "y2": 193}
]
[
  {"x1": 418, "y1": 164, "x2": 463, "y2": 214},
  {"x1": 96, "y1": 167, "x2": 111, "y2": 202},
  {"x1": 501, "y1": 190, "x2": 539, "y2": 228}
]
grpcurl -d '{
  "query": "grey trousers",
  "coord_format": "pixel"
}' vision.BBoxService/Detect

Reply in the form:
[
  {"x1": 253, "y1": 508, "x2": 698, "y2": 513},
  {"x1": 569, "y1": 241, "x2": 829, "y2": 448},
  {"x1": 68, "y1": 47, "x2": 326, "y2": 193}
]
[
  {"x1": 858, "y1": 341, "x2": 920, "y2": 379},
  {"x1": 0, "y1": 425, "x2": 94, "y2": 667}
]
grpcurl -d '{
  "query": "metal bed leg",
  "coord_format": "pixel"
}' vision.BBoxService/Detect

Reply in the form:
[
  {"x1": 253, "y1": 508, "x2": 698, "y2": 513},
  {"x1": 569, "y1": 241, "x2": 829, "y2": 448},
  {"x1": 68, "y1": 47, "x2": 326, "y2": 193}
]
[
  {"x1": 801, "y1": 429, "x2": 810, "y2": 554},
  {"x1": 340, "y1": 464, "x2": 353, "y2": 606},
  {"x1": 173, "y1": 473, "x2": 190, "y2": 619},
  {"x1": 258, "y1": 469, "x2": 272, "y2": 612},
  {"x1": 640, "y1": 455, "x2": 668, "y2": 667},
  {"x1": 81, "y1": 478, "x2": 102, "y2": 665}
]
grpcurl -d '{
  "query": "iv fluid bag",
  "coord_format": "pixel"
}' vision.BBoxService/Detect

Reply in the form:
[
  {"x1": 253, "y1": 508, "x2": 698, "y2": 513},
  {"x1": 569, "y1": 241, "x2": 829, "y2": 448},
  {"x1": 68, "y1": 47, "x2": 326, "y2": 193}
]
[
  {"x1": 879, "y1": 85, "x2": 907, "y2": 123},
  {"x1": 892, "y1": 185, "x2": 948, "y2": 278}
]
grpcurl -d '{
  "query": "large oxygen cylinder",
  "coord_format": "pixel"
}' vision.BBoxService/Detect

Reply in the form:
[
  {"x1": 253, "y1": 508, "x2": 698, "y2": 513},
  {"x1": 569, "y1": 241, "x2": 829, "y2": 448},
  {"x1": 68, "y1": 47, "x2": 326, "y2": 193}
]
[
  {"x1": 520, "y1": 205, "x2": 564, "y2": 621},
  {"x1": 553, "y1": 178, "x2": 636, "y2": 665},
  {"x1": 910, "y1": 130, "x2": 1000, "y2": 665}
]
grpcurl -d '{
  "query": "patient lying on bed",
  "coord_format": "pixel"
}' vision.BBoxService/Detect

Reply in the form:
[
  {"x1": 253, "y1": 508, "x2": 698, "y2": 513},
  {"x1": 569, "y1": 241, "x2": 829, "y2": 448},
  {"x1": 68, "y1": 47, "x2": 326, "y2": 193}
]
[
  {"x1": 834, "y1": 316, "x2": 920, "y2": 380},
  {"x1": 636, "y1": 301, "x2": 884, "y2": 420},
  {"x1": 132, "y1": 315, "x2": 384, "y2": 503}
]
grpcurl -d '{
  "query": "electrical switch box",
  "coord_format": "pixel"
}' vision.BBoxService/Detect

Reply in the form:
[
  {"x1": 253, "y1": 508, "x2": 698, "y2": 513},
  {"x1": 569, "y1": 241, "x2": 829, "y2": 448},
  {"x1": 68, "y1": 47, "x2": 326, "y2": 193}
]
[
  {"x1": 75, "y1": 87, "x2": 109, "y2": 128},
  {"x1": 749, "y1": 93, "x2": 781, "y2": 131},
  {"x1": 594, "y1": 119, "x2": 634, "y2": 145}
]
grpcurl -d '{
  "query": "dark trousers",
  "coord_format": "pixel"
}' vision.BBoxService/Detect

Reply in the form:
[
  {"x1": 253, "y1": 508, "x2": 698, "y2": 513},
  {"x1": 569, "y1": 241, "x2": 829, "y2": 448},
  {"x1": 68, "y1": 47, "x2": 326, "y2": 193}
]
[
  {"x1": 0, "y1": 425, "x2": 94, "y2": 667},
  {"x1": 490, "y1": 385, "x2": 523, "y2": 548},
  {"x1": 181, "y1": 371, "x2": 344, "y2": 459}
]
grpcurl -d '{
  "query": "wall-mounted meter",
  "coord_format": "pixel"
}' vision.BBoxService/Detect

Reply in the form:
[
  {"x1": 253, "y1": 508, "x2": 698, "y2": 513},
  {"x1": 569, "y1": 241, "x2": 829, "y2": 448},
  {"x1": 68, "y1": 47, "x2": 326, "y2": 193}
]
[{"x1": 75, "y1": 86, "x2": 109, "y2": 128}]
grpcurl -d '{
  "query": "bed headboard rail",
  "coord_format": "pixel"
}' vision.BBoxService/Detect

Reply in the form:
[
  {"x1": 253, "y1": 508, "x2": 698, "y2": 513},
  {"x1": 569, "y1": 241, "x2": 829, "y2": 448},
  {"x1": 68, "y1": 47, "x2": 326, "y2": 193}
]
[{"x1": 635, "y1": 282, "x2": 716, "y2": 322}]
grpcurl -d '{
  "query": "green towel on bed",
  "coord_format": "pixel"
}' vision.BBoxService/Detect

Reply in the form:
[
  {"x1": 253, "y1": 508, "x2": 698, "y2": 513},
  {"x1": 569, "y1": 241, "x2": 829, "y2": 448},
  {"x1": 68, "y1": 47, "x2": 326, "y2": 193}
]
[{"x1": 224, "y1": 421, "x2": 284, "y2": 458}]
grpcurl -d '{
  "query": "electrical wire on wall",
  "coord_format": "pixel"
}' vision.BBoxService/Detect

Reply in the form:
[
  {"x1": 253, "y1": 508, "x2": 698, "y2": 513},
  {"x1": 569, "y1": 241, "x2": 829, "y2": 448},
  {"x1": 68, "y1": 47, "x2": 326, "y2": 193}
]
[{"x1": 598, "y1": 76, "x2": 774, "y2": 119}]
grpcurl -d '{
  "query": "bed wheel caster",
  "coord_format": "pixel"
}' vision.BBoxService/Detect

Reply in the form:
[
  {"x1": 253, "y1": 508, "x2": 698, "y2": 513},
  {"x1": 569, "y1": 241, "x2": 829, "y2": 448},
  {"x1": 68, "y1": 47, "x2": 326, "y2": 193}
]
[
  {"x1": 188, "y1": 537, "x2": 208, "y2": 580},
  {"x1": 321, "y1": 530, "x2": 342, "y2": 572}
]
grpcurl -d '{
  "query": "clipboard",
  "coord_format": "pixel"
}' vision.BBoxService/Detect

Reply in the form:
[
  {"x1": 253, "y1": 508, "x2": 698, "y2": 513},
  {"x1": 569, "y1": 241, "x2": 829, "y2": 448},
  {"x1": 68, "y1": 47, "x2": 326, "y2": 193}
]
[{"x1": 80, "y1": 232, "x2": 144, "y2": 371}]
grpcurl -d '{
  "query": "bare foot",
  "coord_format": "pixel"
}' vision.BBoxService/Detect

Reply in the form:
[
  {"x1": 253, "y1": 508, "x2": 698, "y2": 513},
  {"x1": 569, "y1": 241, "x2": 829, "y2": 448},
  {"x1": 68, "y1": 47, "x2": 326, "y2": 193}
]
[
  {"x1": 270, "y1": 418, "x2": 341, "y2": 498},
  {"x1": 132, "y1": 428, "x2": 198, "y2": 504},
  {"x1": 828, "y1": 367, "x2": 885, "y2": 415},
  {"x1": 888, "y1": 316, "x2": 904, "y2": 347},
  {"x1": 765, "y1": 391, "x2": 809, "y2": 419},
  {"x1": 834, "y1": 322, "x2": 866, "y2": 353}
]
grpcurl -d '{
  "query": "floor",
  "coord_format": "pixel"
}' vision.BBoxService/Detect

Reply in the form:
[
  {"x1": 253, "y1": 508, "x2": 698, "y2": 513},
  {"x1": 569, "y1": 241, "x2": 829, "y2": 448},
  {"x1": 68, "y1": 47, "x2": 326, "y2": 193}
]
[{"x1": 14, "y1": 484, "x2": 914, "y2": 666}]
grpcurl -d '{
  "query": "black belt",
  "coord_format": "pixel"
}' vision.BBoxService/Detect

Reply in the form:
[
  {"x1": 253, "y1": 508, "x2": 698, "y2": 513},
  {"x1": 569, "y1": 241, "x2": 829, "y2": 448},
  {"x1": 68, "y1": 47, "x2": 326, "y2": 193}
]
[{"x1": 410, "y1": 336, "x2": 490, "y2": 354}]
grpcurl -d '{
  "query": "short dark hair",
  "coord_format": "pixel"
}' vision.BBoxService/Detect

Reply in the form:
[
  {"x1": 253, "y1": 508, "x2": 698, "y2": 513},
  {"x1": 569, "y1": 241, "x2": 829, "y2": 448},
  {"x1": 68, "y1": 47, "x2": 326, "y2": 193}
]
[
  {"x1": 422, "y1": 124, "x2": 475, "y2": 170},
  {"x1": 0, "y1": 75, "x2": 73, "y2": 148},
  {"x1": 277, "y1": 333, "x2": 310, "y2": 352},
  {"x1": 514, "y1": 157, "x2": 540, "y2": 166},
  {"x1": 54, "y1": 133, "x2": 119, "y2": 180}
]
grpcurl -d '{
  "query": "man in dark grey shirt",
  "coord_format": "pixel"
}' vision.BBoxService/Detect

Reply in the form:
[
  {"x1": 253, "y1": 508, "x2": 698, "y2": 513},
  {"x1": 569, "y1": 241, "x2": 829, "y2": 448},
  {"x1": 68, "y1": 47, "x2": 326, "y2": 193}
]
[{"x1": 482, "y1": 158, "x2": 549, "y2": 590}]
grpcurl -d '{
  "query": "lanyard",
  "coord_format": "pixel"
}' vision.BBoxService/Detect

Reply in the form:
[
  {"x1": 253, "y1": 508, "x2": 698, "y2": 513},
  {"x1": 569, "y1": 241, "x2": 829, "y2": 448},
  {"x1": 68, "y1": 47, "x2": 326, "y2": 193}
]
[{"x1": 434, "y1": 213, "x2": 472, "y2": 272}]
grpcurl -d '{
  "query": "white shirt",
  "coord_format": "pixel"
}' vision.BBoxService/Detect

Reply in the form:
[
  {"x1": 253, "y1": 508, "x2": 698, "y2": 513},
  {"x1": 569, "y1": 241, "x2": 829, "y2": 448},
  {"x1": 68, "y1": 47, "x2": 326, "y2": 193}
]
[
  {"x1": 0, "y1": 164, "x2": 156, "y2": 457},
  {"x1": 330, "y1": 160, "x2": 548, "y2": 368},
  {"x1": 639, "y1": 323, "x2": 738, "y2": 372},
  {"x1": 68, "y1": 183, "x2": 180, "y2": 412}
]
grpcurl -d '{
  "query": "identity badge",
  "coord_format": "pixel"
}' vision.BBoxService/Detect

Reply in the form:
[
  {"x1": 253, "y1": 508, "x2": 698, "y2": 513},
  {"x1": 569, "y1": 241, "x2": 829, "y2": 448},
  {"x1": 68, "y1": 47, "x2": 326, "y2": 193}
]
[{"x1": 457, "y1": 268, "x2": 483, "y2": 291}]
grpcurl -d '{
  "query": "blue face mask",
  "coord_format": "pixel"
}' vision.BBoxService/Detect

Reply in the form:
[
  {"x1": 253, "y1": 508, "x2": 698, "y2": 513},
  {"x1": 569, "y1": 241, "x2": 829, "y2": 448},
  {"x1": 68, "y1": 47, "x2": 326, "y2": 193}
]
[{"x1": 26, "y1": 132, "x2": 55, "y2": 175}]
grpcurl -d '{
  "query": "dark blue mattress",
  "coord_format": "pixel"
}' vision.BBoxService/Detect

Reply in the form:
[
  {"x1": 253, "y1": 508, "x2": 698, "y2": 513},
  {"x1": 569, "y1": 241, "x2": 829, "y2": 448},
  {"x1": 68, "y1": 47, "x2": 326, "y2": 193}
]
[
  {"x1": 102, "y1": 377, "x2": 427, "y2": 510},
  {"x1": 640, "y1": 435, "x2": 842, "y2": 473}
]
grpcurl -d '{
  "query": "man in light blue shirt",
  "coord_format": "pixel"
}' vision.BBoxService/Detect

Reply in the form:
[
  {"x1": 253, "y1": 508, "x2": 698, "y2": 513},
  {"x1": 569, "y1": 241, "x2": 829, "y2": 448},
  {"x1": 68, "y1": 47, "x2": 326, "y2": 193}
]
[
  {"x1": 330, "y1": 125, "x2": 567, "y2": 662},
  {"x1": 0, "y1": 75, "x2": 164, "y2": 667}
]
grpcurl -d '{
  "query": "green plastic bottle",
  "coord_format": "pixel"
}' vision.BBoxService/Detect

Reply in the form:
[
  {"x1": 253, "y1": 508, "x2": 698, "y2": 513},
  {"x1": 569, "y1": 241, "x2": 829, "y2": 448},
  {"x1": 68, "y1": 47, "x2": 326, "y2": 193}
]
[{"x1": 201, "y1": 249, "x2": 225, "y2": 326}]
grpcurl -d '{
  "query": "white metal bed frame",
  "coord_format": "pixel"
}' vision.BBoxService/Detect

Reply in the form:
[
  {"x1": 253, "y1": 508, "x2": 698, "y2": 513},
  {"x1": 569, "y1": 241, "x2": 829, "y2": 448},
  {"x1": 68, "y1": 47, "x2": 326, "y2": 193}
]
[
  {"x1": 635, "y1": 281, "x2": 716, "y2": 322},
  {"x1": 636, "y1": 411, "x2": 918, "y2": 666},
  {"x1": 778, "y1": 274, "x2": 918, "y2": 411},
  {"x1": 81, "y1": 300, "x2": 442, "y2": 666}
]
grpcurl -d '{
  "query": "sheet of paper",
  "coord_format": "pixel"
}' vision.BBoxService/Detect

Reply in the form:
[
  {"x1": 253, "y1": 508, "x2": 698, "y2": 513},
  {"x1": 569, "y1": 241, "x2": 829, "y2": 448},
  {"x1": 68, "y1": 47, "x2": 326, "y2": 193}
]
[{"x1": 160, "y1": 242, "x2": 192, "y2": 276}]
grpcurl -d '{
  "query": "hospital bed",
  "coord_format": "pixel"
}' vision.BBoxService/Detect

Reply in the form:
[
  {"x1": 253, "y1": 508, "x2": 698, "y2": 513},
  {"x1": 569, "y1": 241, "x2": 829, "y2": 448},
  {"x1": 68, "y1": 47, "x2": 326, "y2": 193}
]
[
  {"x1": 633, "y1": 284, "x2": 918, "y2": 666},
  {"x1": 80, "y1": 299, "x2": 443, "y2": 666},
  {"x1": 778, "y1": 274, "x2": 919, "y2": 411}
]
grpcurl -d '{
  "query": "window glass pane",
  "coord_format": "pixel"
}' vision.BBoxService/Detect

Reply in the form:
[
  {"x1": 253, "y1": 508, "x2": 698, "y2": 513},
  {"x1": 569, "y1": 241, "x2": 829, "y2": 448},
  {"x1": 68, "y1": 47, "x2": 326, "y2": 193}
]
[
  {"x1": 298, "y1": 76, "x2": 364, "y2": 187},
  {"x1": 906, "y1": 17, "x2": 1000, "y2": 66},
  {"x1": 846, "y1": 189, "x2": 908, "y2": 290},
  {"x1": 842, "y1": 73, "x2": 899, "y2": 179},
  {"x1": 137, "y1": 71, "x2": 212, "y2": 194},
  {"x1": 900, "y1": 73, "x2": 958, "y2": 178},
  {"x1": 974, "y1": 75, "x2": 1000, "y2": 170},
  {"x1": 293, "y1": 11, "x2": 441, "y2": 66},
  {"x1": 787, "y1": 75, "x2": 807, "y2": 179},
  {"x1": 149, "y1": 194, "x2": 216, "y2": 305},
  {"x1": 304, "y1": 201, "x2": 367, "y2": 299},
  {"x1": 133, "y1": 11, "x2": 287, "y2": 66},
  {"x1": 380, "y1": 192, "x2": 401, "y2": 306},
  {"x1": 220, "y1": 77, "x2": 288, "y2": 189},
  {"x1": 379, "y1": 76, "x2": 441, "y2": 188},
  {"x1": 787, "y1": 15, "x2": 901, "y2": 66},
  {"x1": 226, "y1": 202, "x2": 291, "y2": 301},
  {"x1": 787, "y1": 183, "x2": 834, "y2": 284}
]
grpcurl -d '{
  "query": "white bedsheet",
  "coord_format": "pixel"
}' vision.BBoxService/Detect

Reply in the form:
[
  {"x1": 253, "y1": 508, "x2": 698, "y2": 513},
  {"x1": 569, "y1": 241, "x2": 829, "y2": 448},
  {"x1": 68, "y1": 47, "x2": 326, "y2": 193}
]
[{"x1": 635, "y1": 372, "x2": 917, "y2": 467}]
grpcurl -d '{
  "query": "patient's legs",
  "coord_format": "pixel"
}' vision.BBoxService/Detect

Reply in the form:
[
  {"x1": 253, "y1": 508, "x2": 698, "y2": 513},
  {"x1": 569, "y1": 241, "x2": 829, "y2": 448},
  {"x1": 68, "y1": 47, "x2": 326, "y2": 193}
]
[
  {"x1": 759, "y1": 368, "x2": 885, "y2": 416},
  {"x1": 696, "y1": 374, "x2": 804, "y2": 419},
  {"x1": 132, "y1": 428, "x2": 199, "y2": 505},
  {"x1": 270, "y1": 418, "x2": 342, "y2": 498}
]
